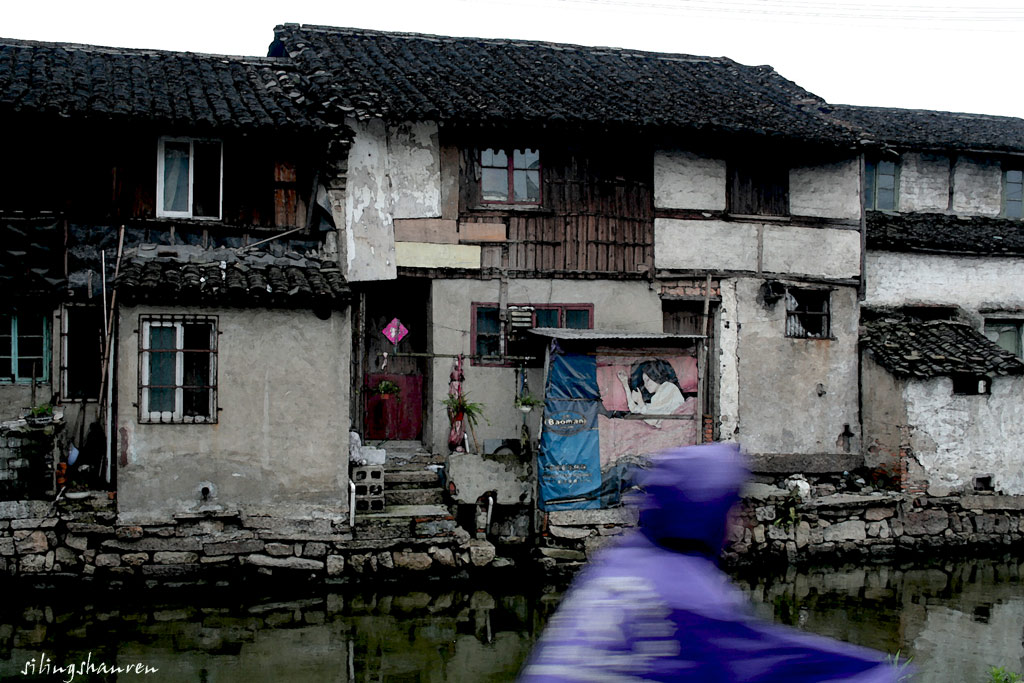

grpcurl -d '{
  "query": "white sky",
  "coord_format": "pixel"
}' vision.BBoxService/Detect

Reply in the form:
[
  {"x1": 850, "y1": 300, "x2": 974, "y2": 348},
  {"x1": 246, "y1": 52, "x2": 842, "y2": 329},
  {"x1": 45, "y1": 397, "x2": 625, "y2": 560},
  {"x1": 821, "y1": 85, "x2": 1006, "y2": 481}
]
[{"x1": 6, "y1": 0, "x2": 1024, "y2": 118}]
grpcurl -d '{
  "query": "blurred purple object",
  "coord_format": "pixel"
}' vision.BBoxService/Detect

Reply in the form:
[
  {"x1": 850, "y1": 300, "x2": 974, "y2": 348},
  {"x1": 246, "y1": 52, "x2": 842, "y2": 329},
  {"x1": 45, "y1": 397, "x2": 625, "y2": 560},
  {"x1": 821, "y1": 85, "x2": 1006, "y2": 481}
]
[{"x1": 520, "y1": 443, "x2": 905, "y2": 682}]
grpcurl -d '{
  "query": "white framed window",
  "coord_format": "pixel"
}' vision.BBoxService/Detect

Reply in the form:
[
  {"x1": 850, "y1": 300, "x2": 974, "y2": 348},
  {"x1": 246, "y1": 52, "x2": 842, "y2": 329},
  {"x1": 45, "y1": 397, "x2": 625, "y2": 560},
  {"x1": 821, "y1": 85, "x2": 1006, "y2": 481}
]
[
  {"x1": 0, "y1": 313, "x2": 50, "y2": 383},
  {"x1": 156, "y1": 137, "x2": 223, "y2": 219},
  {"x1": 139, "y1": 315, "x2": 218, "y2": 423}
]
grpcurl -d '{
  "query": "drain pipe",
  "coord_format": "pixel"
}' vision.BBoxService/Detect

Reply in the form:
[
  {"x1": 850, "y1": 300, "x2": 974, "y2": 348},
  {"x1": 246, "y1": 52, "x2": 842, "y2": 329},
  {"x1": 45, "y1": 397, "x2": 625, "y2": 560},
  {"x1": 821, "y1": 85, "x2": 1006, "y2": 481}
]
[
  {"x1": 486, "y1": 495, "x2": 494, "y2": 534},
  {"x1": 349, "y1": 480, "x2": 357, "y2": 527}
]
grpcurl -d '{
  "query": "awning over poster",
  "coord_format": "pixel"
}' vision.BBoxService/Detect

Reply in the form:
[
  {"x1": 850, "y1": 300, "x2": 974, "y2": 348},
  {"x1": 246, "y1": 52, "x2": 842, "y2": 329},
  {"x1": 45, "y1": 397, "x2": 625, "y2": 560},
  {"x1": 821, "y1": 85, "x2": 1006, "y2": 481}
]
[{"x1": 535, "y1": 330, "x2": 703, "y2": 511}]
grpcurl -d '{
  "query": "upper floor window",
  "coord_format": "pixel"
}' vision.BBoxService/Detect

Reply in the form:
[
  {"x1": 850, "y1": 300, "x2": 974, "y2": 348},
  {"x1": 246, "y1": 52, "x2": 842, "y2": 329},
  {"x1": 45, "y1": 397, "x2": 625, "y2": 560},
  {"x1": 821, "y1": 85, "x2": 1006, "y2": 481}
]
[
  {"x1": 985, "y1": 319, "x2": 1023, "y2": 358},
  {"x1": 480, "y1": 148, "x2": 541, "y2": 205},
  {"x1": 473, "y1": 302, "x2": 592, "y2": 365},
  {"x1": 865, "y1": 159, "x2": 898, "y2": 211},
  {"x1": 728, "y1": 159, "x2": 788, "y2": 216},
  {"x1": 785, "y1": 288, "x2": 830, "y2": 339},
  {"x1": 1, "y1": 313, "x2": 50, "y2": 383},
  {"x1": 157, "y1": 137, "x2": 223, "y2": 220},
  {"x1": 1003, "y1": 169, "x2": 1023, "y2": 219},
  {"x1": 140, "y1": 315, "x2": 218, "y2": 423}
]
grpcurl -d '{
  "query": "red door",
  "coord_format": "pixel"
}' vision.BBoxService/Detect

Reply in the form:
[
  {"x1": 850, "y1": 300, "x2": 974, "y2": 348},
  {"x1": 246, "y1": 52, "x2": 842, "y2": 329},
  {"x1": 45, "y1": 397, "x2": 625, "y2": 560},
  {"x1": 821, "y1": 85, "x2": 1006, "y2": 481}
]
[{"x1": 364, "y1": 373, "x2": 423, "y2": 441}]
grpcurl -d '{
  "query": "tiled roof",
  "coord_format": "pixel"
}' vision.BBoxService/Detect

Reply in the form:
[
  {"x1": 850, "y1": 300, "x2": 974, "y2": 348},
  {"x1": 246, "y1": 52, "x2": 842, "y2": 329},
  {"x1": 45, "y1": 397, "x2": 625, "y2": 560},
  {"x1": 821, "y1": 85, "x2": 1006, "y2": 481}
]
[
  {"x1": 116, "y1": 258, "x2": 350, "y2": 309},
  {"x1": 862, "y1": 319, "x2": 1024, "y2": 379},
  {"x1": 830, "y1": 105, "x2": 1024, "y2": 155},
  {"x1": 271, "y1": 25, "x2": 857, "y2": 145},
  {"x1": 867, "y1": 211, "x2": 1024, "y2": 256},
  {"x1": 0, "y1": 38, "x2": 318, "y2": 132},
  {"x1": 0, "y1": 216, "x2": 64, "y2": 299}
]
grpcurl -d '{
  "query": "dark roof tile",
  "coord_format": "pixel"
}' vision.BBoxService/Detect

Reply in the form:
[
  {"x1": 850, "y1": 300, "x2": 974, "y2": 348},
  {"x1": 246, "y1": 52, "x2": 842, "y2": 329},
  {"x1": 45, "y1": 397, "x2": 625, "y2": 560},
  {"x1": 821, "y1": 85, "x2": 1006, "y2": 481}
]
[
  {"x1": 863, "y1": 319, "x2": 1024, "y2": 379},
  {"x1": 867, "y1": 211, "x2": 1024, "y2": 256}
]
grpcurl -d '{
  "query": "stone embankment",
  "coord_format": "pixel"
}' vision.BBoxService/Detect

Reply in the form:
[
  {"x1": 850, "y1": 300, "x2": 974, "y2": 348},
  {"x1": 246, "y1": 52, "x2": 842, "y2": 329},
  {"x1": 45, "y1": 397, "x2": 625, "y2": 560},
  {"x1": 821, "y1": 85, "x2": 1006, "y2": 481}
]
[{"x1": 0, "y1": 496, "x2": 507, "y2": 586}]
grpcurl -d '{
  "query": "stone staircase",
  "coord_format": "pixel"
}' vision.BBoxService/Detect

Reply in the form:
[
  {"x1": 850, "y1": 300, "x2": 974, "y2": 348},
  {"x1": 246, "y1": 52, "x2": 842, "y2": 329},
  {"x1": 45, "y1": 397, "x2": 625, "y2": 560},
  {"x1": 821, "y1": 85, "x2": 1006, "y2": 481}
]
[{"x1": 379, "y1": 440, "x2": 446, "y2": 508}]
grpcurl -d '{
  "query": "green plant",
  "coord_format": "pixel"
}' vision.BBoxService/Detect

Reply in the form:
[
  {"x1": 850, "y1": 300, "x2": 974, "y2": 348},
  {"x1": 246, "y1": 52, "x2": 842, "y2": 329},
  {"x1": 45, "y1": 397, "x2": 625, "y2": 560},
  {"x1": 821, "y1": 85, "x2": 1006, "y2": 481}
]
[
  {"x1": 772, "y1": 489, "x2": 801, "y2": 529},
  {"x1": 515, "y1": 394, "x2": 543, "y2": 409},
  {"x1": 886, "y1": 650, "x2": 914, "y2": 682},
  {"x1": 30, "y1": 403, "x2": 53, "y2": 417},
  {"x1": 989, "y1": 666, "x2": 1023, "y2": 683},
  {"x1": 374, "y1": 380, "x2": 401, "y2": 396},
  {"x1": 442, "y1": 393, "x2": 487, "y2": 429}
]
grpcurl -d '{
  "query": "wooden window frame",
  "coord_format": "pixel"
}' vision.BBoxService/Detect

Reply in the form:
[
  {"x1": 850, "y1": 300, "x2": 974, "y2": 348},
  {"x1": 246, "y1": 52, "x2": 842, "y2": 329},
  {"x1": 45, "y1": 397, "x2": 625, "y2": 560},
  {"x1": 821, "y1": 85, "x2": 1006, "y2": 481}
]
[
  {"x1": 471, "y1": 302, "x2": 593, "y2": 367},
  {"x1": 865, "y1": 158, "x2": 899, "y2": 211},
  {"x1": 727, "y1": 158, "x2": 789, "y2": 217},
  {"x1": 60, "y1": 304, "x2": 102, "y2": 402},
  {"x1": 785, "y1": 288, "x2": 831, "y2": 340},
  {"x1": 0, "y1": 313, "x2": 50, "y2": 384},
  {"x1": 156, "y1": 136, "x2": 224, "y2": 220},
  {"x1": 139, "y1": 315, "x2": 218, "y2": 424},
  {"x1": 479, "y1": 147, "x2": 543, "y2": 206}
]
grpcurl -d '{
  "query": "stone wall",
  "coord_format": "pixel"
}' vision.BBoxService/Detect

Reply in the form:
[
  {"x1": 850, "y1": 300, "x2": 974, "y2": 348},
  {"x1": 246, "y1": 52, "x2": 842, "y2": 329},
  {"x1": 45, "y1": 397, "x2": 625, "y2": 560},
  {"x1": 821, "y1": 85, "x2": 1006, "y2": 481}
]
[
  {"x1": 0, "y1": 495, "x2": 509, "y2": 586},
  {"x1": 0, "y1": 419, "x2": 63, "y2": 500}
]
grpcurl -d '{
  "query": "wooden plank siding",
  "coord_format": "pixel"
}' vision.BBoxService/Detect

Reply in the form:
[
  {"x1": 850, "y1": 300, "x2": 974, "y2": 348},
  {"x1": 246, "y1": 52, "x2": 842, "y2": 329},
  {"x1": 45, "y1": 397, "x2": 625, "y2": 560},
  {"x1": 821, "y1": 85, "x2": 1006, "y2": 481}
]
[{"x1": 457, "y1": 139, "x2": 653, "y2": 276}]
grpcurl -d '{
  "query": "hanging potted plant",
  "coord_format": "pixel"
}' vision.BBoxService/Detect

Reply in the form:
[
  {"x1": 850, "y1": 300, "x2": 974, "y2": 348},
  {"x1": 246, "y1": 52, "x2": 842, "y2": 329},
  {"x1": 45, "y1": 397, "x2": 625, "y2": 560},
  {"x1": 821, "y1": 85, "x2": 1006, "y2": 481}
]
[
  {"x1": 515, "y1": 394, "x2": 543, "y2": 413},
  {"x1": 25, "y1": 402, "x2": 54, "y2": 427},
  {"x1": 442, "y1": 393, "x2": 486, "y2": 429},
  {"x1": 374, "y1": 380, "x2": 401, "y2": 401}
]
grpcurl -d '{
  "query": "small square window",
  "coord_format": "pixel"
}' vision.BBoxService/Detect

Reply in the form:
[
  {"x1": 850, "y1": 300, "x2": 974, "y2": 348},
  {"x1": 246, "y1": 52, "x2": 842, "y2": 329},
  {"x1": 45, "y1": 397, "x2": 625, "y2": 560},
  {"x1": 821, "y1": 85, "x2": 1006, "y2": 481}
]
[
  {"x1": 785, "y1": 288, "x2": 830, "y2": 339},
  {"x1": 728, "y1": 159, "x2": 789, "y2": 216},
  {"x1": 139, "y1": 315, "x2": 217, "y2": 423},
  {"x1": 952, "y1": 375, "x2": 990, "y2": 396},
  {"x1": 480, "y1": 147, "x2": 541, "y2": 205},
  {"x1": 0, "y1": 313, "x2": 50, "y2": 383},
  {"x1": 985, "y1": 319, "x2": 1023, "y2": 359},
  {"x1": 1003, "y1": 169, "x2": 1023, "y2": 219},
  {"x1": 866, "y1": 159, "x2": 899, "y2": 211},
  {"x1": 157, "y1": 137, "x2": 223, "y2": 219}
]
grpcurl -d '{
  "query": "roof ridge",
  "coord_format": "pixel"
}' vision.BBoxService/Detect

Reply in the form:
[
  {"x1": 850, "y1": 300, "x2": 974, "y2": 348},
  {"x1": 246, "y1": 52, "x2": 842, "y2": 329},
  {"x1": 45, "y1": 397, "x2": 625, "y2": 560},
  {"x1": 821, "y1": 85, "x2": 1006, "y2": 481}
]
[
  {"x1": 0, "y1": 36, "x2": 291, "y2": 67},
  {"x1": 831, "y1": 102, "x2": 1024, "y2": 125}
]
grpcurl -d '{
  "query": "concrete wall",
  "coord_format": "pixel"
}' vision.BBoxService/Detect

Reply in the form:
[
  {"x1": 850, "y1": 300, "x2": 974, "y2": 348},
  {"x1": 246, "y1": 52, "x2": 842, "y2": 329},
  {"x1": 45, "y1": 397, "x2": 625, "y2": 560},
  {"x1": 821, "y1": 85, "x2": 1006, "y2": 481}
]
[
  {"x1": 860, "y1": 355, "x2": 910, "y2": 472},
  {"x1": 865, "y1": 252, "x2": 1024, "y2": 313},
  {"x1": 656, "y1": 220, "x2": 860, "y2": 280},
  {"x1": 789, "y1": 158, "x2": 861, "y2": 220},
  {"x1": 426, "y1": 278, "x2": 662, "y2": 456},
  {"x1": 653, "y1": 150, "x2": 726, "y2": 211},
  {"x1": 899, "y1": 153, "x2": 949, "y2": 213},
  {"x1": 905, "y1": 375, "x2": 1024, "y2": 495},
  {"x1": 116, "y1": 305, "x2": 351, "y2": 524},
  {"x1": 726, "y1": 279, "x2": 861, "y2": 458}
]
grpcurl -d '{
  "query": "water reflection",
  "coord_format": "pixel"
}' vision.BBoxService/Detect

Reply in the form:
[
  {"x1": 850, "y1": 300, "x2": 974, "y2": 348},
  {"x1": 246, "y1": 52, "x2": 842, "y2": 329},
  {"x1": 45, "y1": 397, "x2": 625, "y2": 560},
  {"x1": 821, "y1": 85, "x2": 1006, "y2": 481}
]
[{"x1": 2, "y1": 559, "x2": 1023, "y2": 682}]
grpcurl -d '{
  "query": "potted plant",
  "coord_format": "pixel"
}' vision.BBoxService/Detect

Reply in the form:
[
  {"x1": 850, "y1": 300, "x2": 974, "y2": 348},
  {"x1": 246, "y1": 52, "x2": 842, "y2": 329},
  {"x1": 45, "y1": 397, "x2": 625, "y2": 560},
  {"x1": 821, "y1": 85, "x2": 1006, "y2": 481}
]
[
  {"x1": 441, "y1": 393, "x2": 486, "y2": 429},
  {"x1": 25, "y1": 402, "x2": 53, "y2": 427},
  {"x1": 374, "y1": 380, "x2": 401, "y2": 401},
  {"x1": 515, "y1": 394, "x2": 543, "y2": 413}
]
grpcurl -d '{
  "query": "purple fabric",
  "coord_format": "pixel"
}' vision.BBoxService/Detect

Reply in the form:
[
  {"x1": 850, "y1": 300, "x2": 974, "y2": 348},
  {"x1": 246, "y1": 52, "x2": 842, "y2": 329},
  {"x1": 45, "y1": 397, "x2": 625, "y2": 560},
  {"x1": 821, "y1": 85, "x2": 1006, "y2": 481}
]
[{"x1": 520, "y1": 444, "x2": 904, "y2": 682}]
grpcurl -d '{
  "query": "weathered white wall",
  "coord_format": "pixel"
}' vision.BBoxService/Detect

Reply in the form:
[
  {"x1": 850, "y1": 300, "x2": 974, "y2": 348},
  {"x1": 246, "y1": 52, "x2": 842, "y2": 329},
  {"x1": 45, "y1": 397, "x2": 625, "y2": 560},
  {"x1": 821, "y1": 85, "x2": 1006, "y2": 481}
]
[
  {"x1": 865, "y1": 252, "x2": 1024, "y2": 312},
  {"x1": 898, "y1": 153, "x2": 949, "y2": 213},
  {"x1": 655, "y1": 219, "x2": 759, "y2": 271},
  {"x1": 653, "y1": 150, "x2": 726, "y2": 210},
  {"x1": 952, "y1": 155, "x2": 1002, "y2": 217},
  {"x1": 727, "y1": 279, "x2": 861, "y2": 456},
  {"x1": 426, "y1": 278, "x2": 663, "y2": 456},
  {"x1": 656, "y1": 219, "x2": 861, "y2": 280},
  {"x1": 860, "y1": 355, "x2": 910, "y2": 472},
  {"x1": 346, "y1": 119, "x2": 398, "y2": 282},
  {"x1": 395, "y1": 242, "x2": 481, "y2": 269},
  {"x1": 717, "y1": 280, "x2": 741, "y2": 441},
  {"x1": 905, "y1": 376, "x2": 1024, "y2": 495},
  {"x1": 762, "y1": 225, "x2": 861, "y2": 279},
  {"x1": 116, "y1": 305, "x2": 351, "y2": 524},
  {"x1": 387, "y1": 122, "x2": 442, "y2": 220},
  {"x1": 789, "y1": 158, "x2": 861, "y2": 219}
]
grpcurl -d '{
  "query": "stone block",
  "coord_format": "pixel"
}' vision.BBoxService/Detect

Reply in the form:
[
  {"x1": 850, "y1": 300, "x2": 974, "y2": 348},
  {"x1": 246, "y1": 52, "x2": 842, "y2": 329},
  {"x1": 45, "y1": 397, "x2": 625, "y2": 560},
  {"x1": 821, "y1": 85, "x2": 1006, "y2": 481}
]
[
  {"x1": 10, "y1": 518, "x2": 58, "y2": 530},
  {"x1": 539, "y1": 547, "x2": 585, "y2": 561},
  {"x1": 414, "y1": 518, "x2": 456, "y2": 537},
  {"x1": 65, "y1": 523, "x2": 111, "y2": 535},
  {"x1": 547, "y1": 508, "x2": 636, "y2": 527},
  {"x1": 467, "y1": 540, "x2": 496, "y2": 567},
  {"x1": 264, "y1": 543, "x2": 293, "y2": 557},
  {"x1": 431, "y1": 548, "x2": 455, "y2": 567},
  {"x1": 823, "y1": 520, "x2": 866, "y2": 543},
  {"x1": 116, "y1": 526, "x2": 144, "y2": 539},
  {"x1": 393, "y1": 551, "x2": 432, "y2": 571},
  {"x1": 55, "y1": 547, "x2": 79, "y2": 566},
  {"x1": 752, "y1": 525, "x2": 766, "y2": 545},
  {"x1": 795, "y1": 521, "x2": 811, "y2": 549},
  {"x1": 101, "y1": 537, "x2": 201, "y2": 552},
  {"x1": 902, "y1": 509, "x2": 948, "y2": 536},
  {"x1": 326, "y1": 555, "x2": 345, "y2": 576},
  {"x1": 549, "y1": 525, "x2": 593, "y2": 540},
  {"x1": 865, "y1": 507, "x2": 895, "y2": 521},
  {"x1": 755, "y1": 506, "x2": 777, "y2": 522},
  {"x1": 95, "y1": 553, "x2": 121, "y2": 567},
  {"x1": 154, "y1": 552, "x2": 199, "y2": 565},
  {"x1": 20, "y1": 554, "x2": 47, "y2": 572},
  {"x1": 204, "y1": 540, "x2": 264, "y2": 556},
  {"x1": 0, "y1": 537, "x2": 14, "y2": 556},
  {"x1": 64, "y1": 535, "x2": 88, "y2": 551},
  {"x1": 584, "y1": 535, "x2": 611, "y2": 557},
  {"x1": 244, "y1": 555, "x2": 323, "y2": 571},
  {"x1": 377, "y1": 551, "x2": 394, "y2": 570},
  {"x1": 16, "y1": 531, "x2": 47, "y2": 554},
  {"x1": 200, "y1": 556, "x2": 234, "y2": 564},
  {"x1": 304, "y1": 542, "x2": 328, "y2": 558},
  {"x1": 122, "y1": 553, "x2": 149, "y2": 566}
]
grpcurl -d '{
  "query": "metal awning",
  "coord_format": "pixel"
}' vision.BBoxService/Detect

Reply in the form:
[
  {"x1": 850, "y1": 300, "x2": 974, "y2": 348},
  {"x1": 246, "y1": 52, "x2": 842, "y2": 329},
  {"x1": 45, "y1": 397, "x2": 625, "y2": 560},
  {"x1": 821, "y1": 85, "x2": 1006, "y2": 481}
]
[{"x1": 529, "y1": 328, "x2": 704, "y2": 342}]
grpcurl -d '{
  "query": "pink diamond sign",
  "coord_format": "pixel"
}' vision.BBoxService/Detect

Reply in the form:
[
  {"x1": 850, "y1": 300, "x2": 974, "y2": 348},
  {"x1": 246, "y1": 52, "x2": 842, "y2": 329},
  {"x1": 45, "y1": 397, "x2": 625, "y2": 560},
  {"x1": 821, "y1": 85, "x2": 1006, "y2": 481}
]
[{"x1": 382, "y1": 318, "x2": 409, "y2": 345}]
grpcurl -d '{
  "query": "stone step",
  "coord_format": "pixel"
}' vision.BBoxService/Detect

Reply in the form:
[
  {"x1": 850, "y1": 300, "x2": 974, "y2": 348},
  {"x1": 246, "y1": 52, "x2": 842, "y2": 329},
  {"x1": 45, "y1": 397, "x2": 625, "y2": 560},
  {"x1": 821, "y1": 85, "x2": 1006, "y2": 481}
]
[
  {"x1": 386, "y1": 488, "x2": 446, "y2": 506},
  {"x1": 385, "y1": 470, "x2": 442, "y2": 489}
]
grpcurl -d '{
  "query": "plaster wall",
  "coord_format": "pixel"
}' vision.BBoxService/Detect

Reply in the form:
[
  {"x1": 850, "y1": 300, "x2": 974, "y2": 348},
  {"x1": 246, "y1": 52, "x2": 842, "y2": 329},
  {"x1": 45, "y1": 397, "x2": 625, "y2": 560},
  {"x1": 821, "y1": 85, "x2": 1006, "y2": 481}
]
[
  {"x1": 387, "y1": 122, "x2": 442, "y2": 220},
  {"x1": 865, "y1": 252, "x2": 1024, "y2": 312},
  {"x1": 395, "y1": 242, "x2": 481, "y2": 269},
  {"x1": 762, "y1": 225, "x2": 861, "y2": 279},
  {"x1": 904, "y1": 376, "x2": 1024, "y2": 495},
  {"x1": 860, "y1": 355, "x2": 910, "y2": 472},
  {"x1": 426, "y1": 278, "x2": 663, "y2": 457},
  {"x1": 116, "y1": 305, "x2": 351, "y2": 524},
  {"x1": 655, "y1": 219, "x2": 759, "y2": 272},
  {"x1": 898, "y1": 153, "x2": 950, "y2": 213},
  {"x1": 789, "y1": 158, "x2": 861, "y2": 220},
  {"x1": 653, "y1": 150, "x2": 726, "y2": 211},
  {"x1": 717, "y1": 279, "x2": 741, "y2": 441},
  {"x1": 952, "y1": 156, "x2": 1002, "y2": 217},
  {"x1": 346, "y1": 119, "x2": 398, "y2": 282},
  {"x1": 730, "y1": 279, "x2": 861, "y2": 457}
]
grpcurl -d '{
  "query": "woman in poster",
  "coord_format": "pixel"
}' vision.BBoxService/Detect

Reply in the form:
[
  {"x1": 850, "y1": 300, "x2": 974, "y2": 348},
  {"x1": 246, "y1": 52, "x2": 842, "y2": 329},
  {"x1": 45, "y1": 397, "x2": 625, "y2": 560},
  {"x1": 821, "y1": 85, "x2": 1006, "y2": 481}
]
[{"x1": 616, "y1": 359, "x2": 688, "y2": 428}]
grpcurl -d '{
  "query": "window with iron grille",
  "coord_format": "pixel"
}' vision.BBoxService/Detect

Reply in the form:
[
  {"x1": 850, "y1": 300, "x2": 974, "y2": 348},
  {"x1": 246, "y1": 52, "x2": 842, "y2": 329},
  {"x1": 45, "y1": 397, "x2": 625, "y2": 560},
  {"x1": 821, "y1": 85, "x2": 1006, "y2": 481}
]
[
  {"x1": 139, "y1": 315, "x2": 218, "y2": 423},
  {"x1": 0, "y1": 313, "x2": 50, "y2": 384},
  {"x1": 473, "y1": 303, "x2": 592, "y2": 366},
  {"x1": 785, "y1": 288, "x2": 830, "y2": 339},
  {"x1": 480, "y1": 148, "x2": 541, "y2": 205},
  {"x1": 865, "y1": 158, "x2": 899, "y2": 211}
]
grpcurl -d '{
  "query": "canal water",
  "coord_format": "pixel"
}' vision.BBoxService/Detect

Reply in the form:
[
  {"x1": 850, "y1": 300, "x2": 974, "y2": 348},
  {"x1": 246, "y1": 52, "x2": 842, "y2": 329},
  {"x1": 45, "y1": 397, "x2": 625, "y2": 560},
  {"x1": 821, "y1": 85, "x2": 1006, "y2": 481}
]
[{"x1": 1, "y1": 557, "x2": 1022, "y2": 682}]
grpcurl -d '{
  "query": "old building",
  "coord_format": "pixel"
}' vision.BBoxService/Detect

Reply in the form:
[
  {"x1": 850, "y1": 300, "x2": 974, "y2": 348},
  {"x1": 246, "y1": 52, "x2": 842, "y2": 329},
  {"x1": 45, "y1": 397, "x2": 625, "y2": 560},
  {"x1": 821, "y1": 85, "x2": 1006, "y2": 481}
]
[
  {"x1": 0, "y1": 38, "x2": 353, "y2": 522},
  {"x1": 839, "y1": 106, "x2": 1024, "y2": 494}
]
